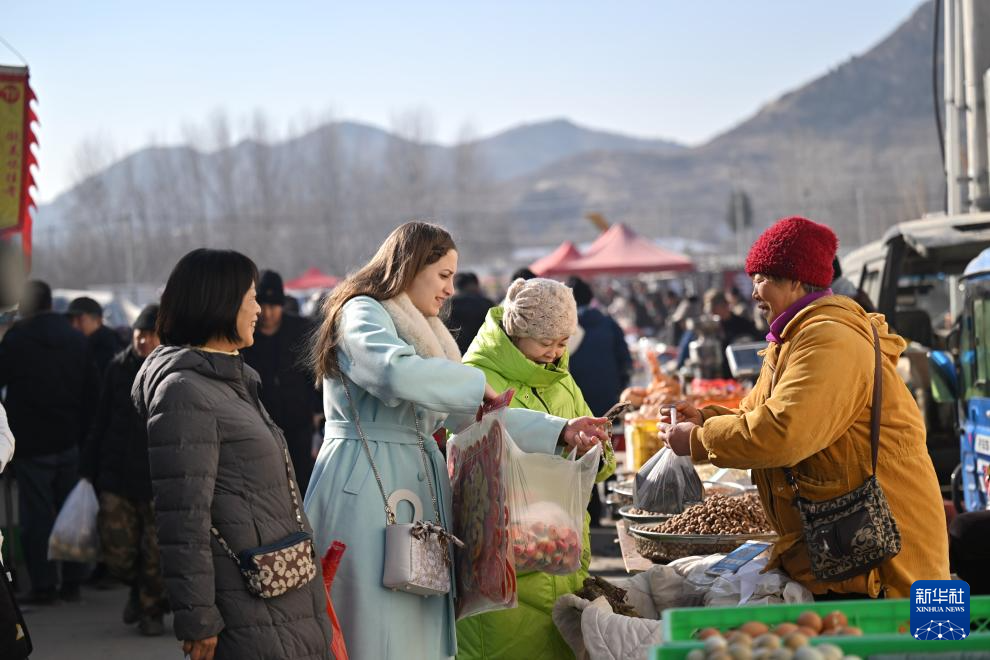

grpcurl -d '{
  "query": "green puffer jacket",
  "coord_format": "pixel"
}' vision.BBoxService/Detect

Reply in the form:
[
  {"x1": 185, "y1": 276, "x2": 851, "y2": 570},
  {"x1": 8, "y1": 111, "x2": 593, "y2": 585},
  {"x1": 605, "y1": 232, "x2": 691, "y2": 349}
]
[{"x1": 456, "y1": 306, "x2": 616, "y2": 660}]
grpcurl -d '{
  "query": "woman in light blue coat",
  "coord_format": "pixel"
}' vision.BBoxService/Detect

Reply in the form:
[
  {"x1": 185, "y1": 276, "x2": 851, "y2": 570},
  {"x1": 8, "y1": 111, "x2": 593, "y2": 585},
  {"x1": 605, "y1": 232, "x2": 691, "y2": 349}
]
[{"x1": 305, "y1": 222, "x2": 608, "y2": 660}]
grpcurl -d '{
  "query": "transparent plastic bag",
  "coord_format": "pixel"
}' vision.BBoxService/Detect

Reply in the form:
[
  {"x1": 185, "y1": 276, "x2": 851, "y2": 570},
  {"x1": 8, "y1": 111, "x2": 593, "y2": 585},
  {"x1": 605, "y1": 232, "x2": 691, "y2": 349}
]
[
  {"x1": 447, "y1": 393, "x2": 517, "y2": 619},
  {"x1": 506, "y1": 435, "x2": 602, "y2": 576},
  {"x1": 633, "y1": 447, "x2": 703, "y2": 514},
  {"x1": 47, "y1": 479, "x2": 100, "y2": 562}
]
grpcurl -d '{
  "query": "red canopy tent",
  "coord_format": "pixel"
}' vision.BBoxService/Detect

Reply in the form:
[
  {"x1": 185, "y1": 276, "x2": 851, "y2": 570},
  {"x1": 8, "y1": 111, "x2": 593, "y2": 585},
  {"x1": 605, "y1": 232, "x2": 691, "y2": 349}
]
[
  {"x1": 543, "y1": 223, "x2": 693, "y2": 276},
  {"x1": 529, "y1": 241, "x2": 582, "y2": 276},
  {"x1": 285, "y1": 267, "x2": 340, "y2": 290}
]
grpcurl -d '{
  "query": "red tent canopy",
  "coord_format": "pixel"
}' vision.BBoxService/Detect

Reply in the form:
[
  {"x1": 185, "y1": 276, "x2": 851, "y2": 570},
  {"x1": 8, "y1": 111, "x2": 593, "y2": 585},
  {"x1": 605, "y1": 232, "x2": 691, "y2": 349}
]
[
  {"x1": 285, "y1": 267, "x2": 340, "y2": 290},
  {"x1": 546, "y1": 223, "x2": 693, "y2": 276},
  {"x1": 529, "y1": 241, "x2": 582, "y2": 276}
]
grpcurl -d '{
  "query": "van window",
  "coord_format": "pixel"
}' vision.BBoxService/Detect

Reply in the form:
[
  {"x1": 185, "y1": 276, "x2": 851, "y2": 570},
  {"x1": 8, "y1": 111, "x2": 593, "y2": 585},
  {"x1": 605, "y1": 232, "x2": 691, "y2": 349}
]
[
  {"x1": 860, "y1": 267, "x2": 882, "y2": 307},
  {"x1": 896, "y1": 273, "x2": 951, "y2": 333},
  {"x1": 962, "y1": 286, "x2": 990, "y2": 399}
]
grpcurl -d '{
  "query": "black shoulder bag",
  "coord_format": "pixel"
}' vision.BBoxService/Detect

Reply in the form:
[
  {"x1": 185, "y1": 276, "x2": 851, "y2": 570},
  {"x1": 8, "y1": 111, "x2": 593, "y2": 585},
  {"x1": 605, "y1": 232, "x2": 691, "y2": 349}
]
[
  {"x1": 782, "y1": 325, "x2": 902, "y2": 582},
  {"x1": 0, "y1": 554, "x2": 31, "y2": 659}
]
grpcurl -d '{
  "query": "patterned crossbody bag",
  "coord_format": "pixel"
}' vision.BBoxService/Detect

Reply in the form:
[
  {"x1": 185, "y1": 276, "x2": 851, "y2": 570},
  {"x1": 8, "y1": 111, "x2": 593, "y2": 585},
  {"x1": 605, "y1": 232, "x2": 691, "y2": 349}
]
[
  {"x1": 341, "y1": 376, "x2": 463, "y2": 596},
  {"x1": 779, "y1": 324, "x2": 902, "y2": 582},
  {"x1": 211, "y1": 438, "x2": 318, "y2": 598}
]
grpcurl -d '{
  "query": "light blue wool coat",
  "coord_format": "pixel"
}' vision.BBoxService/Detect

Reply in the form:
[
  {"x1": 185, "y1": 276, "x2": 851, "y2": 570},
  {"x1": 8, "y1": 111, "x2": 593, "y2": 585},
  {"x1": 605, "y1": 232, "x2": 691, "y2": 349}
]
[{"x1": 304, "y1": 296, "x2": 566, "y2": 660}]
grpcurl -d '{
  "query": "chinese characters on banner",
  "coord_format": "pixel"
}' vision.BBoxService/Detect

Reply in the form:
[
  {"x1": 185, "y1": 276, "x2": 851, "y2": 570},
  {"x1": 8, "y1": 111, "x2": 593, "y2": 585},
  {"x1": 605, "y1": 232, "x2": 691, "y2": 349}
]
[{"x1": 0, "y1": 65, "x2": 38, "y2": 266}]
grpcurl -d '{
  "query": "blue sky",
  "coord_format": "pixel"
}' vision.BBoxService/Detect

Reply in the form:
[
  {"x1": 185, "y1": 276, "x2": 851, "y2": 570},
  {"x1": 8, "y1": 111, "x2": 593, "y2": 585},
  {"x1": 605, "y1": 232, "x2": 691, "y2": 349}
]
[{"x1": 5, "y1": 1, "x2": 924, "y2": 201}]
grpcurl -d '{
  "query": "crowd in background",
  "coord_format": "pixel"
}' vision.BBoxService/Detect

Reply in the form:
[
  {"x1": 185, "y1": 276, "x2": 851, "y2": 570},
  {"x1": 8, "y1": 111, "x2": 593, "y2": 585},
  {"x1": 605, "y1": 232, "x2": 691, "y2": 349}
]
[{"x1": 0, "y1": 236, "x2": 872, "y2": 658}]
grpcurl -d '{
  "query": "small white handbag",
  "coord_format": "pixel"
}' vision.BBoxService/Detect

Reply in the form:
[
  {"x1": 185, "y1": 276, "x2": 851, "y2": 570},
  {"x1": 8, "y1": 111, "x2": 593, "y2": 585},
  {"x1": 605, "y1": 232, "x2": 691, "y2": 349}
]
[
  {"x1": 341, "y1": 377, "x2": 463, "y2": 597},
  {"x1": 382, "y1": 489, "x2": 455, "y2": 595}
]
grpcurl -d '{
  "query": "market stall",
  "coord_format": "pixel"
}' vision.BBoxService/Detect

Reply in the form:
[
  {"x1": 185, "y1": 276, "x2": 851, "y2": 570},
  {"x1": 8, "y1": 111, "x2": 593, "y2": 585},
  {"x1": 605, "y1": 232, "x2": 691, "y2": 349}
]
[
  {"x1": 563, "y1": 338, "x2": 984, "y2": 660},
  {"x1": 536, "y1": 223, "x2": 694, "y2": 277},
  {"x1": 284, "y1": 267, "x2": 340, "y2": 290},
  {"x1": 529, "y1": 240, "x2": 582, "y2": 276}
]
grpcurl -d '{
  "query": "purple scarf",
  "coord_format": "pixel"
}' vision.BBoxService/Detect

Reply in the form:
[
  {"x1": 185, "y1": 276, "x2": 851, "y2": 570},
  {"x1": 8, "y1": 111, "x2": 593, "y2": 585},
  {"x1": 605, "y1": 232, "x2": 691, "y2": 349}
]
[{"x1": 766, "y1": 289, "x2": 833, "y2": 344}]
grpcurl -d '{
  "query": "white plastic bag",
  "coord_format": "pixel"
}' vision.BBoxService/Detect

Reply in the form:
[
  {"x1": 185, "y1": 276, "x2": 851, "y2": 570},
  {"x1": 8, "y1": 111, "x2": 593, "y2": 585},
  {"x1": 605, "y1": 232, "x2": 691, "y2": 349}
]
[
  {"x1": 506, "y1": 435, "x2": 601, "y2": 576},
  {"x1": 447, "y1": 396, "x2": 517, "y2": 620},
  {"x1": 48, "y1": 479, "x2": 100, "y2": 562},
  {"x1": 707, "y1": 553, "x2": 813, "y2": 606},
  {"x1": 633, "y1": 447, "x2": 703, "y2": 514}
]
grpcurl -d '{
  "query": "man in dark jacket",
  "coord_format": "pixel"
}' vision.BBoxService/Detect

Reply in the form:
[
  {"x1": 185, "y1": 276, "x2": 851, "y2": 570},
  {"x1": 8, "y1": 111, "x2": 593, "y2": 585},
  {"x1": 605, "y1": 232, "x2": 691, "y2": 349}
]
[
  {"x1": 82, "y1": 304, "x2": 167, "y2": 635},
  {"x1": 0, "y1": 281, "x2": 98, "y2": 604},
  {"x1": 242, "y1": 271, "x2": 321, "y2": 493},
  {"x1": 446, "y1": 272, "x2": 494, "y2": 355},
  {"x1": 67, "y1": 296, "x2": 125, "y2": 377},
  {"x1": 566, "y1": 277, "x2": 632, "y2": 417}
]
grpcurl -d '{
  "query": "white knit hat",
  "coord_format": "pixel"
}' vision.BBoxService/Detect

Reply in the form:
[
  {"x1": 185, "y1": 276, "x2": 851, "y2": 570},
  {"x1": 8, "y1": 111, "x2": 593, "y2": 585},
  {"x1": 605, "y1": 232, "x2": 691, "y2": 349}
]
[{"x1": 503, "y1": 278, "x2": 578, "y2": 339}]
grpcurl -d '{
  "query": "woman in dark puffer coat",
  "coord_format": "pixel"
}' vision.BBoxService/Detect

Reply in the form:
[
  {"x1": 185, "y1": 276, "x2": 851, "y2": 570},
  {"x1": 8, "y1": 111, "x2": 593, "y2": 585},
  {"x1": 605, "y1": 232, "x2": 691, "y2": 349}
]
[{"x1": 133, "y1": 249, "x2": 333, "y2": 660}]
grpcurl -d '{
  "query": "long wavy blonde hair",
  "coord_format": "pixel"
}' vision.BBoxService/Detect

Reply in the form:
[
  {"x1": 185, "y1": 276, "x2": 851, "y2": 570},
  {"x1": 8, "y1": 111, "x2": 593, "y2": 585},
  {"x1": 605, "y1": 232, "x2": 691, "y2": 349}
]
[{"x1": 310, "y1": 221, "x2": 457, "y2": 380}]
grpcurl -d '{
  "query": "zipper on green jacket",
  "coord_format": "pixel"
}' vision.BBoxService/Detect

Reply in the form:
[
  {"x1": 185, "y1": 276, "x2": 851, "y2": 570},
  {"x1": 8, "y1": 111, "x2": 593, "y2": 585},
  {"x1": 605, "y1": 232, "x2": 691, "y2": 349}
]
[{"x1": 531, "y1": 387, "x2": 551, "y2": 413}]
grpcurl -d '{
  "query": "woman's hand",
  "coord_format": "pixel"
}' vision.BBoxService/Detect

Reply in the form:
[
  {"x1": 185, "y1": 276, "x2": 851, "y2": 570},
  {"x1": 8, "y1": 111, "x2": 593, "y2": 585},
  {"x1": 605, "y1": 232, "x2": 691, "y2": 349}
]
[
  {"x1": 658, "y1": 421, "x2": 697, "y2": 457},
  {"x1": 658, "y1": 400, "x2": 702, "y2": 427},
  {"x1": 483, "y1": 382, "x2": 499, "y2": 402},
  {"x1": 182, "y1": 636, "x2": 218, "y2": 660},
  {"x1": 560, "y1": 416, "x2": 609, "y2": 453}
]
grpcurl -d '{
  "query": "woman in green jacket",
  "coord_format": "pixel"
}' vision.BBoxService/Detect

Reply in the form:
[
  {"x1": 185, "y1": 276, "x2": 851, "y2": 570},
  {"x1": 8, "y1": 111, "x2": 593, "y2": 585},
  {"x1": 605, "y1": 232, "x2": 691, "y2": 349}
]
[{"x1": 456, "y1": 278, "x2": 616, "y2": 660}]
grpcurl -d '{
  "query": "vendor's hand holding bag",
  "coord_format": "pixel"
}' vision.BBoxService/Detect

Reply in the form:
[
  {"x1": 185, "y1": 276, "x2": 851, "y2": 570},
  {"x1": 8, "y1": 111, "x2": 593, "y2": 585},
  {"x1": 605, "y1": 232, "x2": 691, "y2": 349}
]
[
  {"x1": 342, "y1": 377, "x2": 462, "y2": 597},
  {"x1": 782, "y1": 325, "x2": 901, "y2": 582}
]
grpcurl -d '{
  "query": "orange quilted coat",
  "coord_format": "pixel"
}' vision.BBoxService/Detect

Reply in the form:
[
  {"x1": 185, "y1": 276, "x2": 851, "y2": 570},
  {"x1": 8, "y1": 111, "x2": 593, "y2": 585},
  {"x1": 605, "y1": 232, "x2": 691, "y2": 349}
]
[{"x1": 689, "y1": 295, "x2": 949, "y2": 598}]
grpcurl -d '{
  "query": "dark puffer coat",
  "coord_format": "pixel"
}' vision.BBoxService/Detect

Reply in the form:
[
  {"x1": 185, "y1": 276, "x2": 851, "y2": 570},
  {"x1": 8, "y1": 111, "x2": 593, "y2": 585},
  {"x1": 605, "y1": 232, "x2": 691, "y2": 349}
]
[{"x1": 132, "y1": 345, "x2": 332, "y2": 659}]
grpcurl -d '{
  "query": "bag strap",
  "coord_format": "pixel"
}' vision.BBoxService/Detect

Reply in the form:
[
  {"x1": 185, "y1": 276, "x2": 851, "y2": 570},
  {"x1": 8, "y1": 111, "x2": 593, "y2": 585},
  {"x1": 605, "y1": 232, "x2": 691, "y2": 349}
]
[
  {"x1": 869, "y1": 324, "x2": 882, "y2": 476},
  {"x1": 212, "y1": 526, "x2": 241, "y2": 565},
  {"x1": 782, "y1": 323, "x2": 883, "y2": 493},
  {"x1": 339, "y1": 375, "x2": 443, "y2": 527},
  {"x1": 210, "y1": 425, "x2": 306, "y2": 564}
]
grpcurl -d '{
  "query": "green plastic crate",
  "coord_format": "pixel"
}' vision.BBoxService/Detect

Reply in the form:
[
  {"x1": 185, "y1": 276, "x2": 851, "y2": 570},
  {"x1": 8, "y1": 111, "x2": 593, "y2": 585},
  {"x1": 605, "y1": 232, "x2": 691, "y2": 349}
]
[
  {"x1": 653, "y1": 633, "x2": 990, "y2": 659},
  {"x1": 662, "y1": 596, "x2": 990, "y2": 642}
]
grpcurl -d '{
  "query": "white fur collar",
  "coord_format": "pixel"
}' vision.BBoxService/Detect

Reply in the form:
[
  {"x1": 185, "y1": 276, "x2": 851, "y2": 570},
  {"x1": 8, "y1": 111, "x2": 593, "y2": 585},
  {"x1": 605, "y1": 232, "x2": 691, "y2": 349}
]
[{"x1": 380, "y1": 293, "x2": 461, "y2": 362}]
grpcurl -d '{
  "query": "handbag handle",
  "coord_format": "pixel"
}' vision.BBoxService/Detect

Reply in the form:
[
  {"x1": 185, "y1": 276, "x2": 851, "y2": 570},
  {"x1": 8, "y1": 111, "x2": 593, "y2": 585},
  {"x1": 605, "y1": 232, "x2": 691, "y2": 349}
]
[
  {"x1": 387, "y1": 489, "x2": 425, "y2": 522},
  {"x1": 339, "y1": 375, "x2": 443, "y2": 528},
  {"x1": 781, "y1": 324, "x2": 883, "y2": 493}
]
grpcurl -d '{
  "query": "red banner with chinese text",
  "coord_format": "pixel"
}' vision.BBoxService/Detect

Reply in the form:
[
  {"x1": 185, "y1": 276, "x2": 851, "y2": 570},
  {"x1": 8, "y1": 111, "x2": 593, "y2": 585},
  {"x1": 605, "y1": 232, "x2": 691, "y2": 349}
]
[{"x1": 0, "y1": 66, "x2": 38, "y2": 265}]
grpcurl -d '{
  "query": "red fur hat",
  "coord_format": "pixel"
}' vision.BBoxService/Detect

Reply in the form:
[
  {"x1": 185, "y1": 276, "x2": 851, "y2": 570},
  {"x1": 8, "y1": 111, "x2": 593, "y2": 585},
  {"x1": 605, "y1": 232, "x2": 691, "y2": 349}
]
[{"x1": 745, "y1": 216, "x2": 838, "y2": 288}]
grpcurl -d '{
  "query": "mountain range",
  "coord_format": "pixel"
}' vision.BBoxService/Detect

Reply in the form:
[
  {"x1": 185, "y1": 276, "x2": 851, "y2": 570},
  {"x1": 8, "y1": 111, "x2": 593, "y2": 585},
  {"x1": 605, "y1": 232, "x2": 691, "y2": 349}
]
[
  {"x1": 35, "y1": 0, "x2": 942, "y2": 278},
  {"x1": 493, "y1": 0, "x2": 943, "y2": 250}
]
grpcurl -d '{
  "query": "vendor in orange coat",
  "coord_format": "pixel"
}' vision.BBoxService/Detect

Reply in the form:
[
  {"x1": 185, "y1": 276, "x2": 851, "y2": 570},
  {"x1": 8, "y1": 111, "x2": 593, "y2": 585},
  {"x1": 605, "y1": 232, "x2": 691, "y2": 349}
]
[{"x1": 660, "y1": 216, "x2": 949, "y2": 599}]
